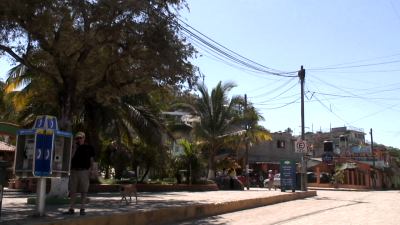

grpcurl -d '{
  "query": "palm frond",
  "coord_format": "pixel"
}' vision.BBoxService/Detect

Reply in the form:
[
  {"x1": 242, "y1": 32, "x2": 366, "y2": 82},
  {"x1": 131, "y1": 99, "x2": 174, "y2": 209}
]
[{"x1": 5, "y1": 65, "x2": 31, "y2": 93}]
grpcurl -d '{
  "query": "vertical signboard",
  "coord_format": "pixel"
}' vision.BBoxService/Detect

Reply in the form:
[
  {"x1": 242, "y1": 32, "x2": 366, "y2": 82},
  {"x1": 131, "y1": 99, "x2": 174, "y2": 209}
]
[
  {"x1": 280, "y1": 160, "x2": 296, "y2": 192},
  {"x1": 33, "y1": 130, "x2": 54, "y2": 177}
]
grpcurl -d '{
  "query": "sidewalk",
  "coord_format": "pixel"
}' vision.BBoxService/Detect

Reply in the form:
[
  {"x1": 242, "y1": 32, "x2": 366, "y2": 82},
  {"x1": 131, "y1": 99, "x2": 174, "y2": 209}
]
[{"x1": 0, "y1": 188, "x2": 316, "y2": 225}]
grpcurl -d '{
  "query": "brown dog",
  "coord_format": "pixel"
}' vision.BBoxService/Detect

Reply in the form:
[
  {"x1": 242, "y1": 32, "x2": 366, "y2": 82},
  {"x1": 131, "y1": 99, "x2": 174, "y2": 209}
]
[{"x1": 120, "y1": 184, "x2": 138, "y2": 205}]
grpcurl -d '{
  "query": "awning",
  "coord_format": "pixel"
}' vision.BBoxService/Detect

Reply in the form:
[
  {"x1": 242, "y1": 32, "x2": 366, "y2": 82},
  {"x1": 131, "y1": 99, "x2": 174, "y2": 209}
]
[{"x1": 0, "y1": 141, "x2": 15, "y2": 152}]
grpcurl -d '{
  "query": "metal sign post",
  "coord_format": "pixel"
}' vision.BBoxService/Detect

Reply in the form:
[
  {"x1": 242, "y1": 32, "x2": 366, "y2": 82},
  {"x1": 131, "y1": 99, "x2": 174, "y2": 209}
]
[
  {"x1": 295, "y1": 139, "x2": 308, "y2": 191},
  {"x1": 37, "y1": 178, "x2": 46, "y2": 216}
]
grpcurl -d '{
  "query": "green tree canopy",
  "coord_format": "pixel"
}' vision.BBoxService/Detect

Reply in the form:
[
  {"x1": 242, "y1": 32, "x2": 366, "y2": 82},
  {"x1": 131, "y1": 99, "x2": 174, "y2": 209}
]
[{"x1": 0, "y1": 0, "x2": 198, "y2": 130}]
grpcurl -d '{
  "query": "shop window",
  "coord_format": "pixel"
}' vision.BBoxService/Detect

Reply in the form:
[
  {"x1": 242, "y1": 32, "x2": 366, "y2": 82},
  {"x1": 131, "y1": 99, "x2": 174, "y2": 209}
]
[{"x1": 277, "y1": 140, "x2": 286, "y2": 148}]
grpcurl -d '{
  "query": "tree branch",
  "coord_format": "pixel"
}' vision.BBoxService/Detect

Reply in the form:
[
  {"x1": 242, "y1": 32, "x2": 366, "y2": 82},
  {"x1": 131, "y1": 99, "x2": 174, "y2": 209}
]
[
  {"x1": 0, "y1": 44, "x2": 30, "y2": 68},
  {"x1": 0, "y1": 44, "x2": 58, "y2": 78}
]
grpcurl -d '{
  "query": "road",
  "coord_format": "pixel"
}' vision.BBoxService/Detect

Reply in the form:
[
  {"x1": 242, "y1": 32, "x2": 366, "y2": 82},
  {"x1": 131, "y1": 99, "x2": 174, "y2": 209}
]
[{"x1": 173, "y1": 190, "x2": 400, "y2": 225}]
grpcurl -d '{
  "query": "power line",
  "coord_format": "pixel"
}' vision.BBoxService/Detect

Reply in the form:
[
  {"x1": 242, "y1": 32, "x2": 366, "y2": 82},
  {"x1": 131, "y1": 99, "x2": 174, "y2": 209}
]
[
  {"x1": 246, "y1": 77, "x2": 290, "y2": 93},
  {"x1": 311, "y1": 94, "x2": 351, "y2": 126},
  {"x1": 250, "y1": 77, "x2": 297, "y2": 99},
  {"x1": 177, "y1": 19, "x2": 298, "y2": 77},
  {"x1": 252, "y1": 81, "x2": 299, "y2": 104},
  {"x1": 307, "y1": 68, "x2": 400, "y2": 74},
  {"x1": 308, "y1": 73, "x2": 400, "y2": 110},
  {"x1": 185, "y1": 35, "x2": 280, "y2": 80},
  {"x1": 254, "y1": 97, "x2": 300, "y2": 110},
  {"x1": 350, "y1": 101, "x2": 400, "y2": 124},
  {"x1": 308, "y1": 91, "x2": 400, "y2": 101},
  {"x1": 308, "y1": 59, "x2": 400, "y2": 71},
  {"x1": 308, "y1": 51, "x2": 400, "y2": 70}
]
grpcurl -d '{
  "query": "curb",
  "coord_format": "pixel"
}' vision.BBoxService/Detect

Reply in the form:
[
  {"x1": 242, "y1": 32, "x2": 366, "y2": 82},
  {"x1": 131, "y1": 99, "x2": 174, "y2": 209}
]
[
  {"x1": 34, "y1": 191, "x2": 317, "y2": 225},
  {"x1": 308, "y1": 187, "x2": 370, "y2": 192}
]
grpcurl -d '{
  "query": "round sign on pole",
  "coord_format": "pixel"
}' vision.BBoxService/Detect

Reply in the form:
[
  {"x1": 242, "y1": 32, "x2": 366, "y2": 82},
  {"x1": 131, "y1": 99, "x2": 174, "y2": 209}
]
[{"x1": 295, "y1": 140, "x2": 307, "y2": 153}]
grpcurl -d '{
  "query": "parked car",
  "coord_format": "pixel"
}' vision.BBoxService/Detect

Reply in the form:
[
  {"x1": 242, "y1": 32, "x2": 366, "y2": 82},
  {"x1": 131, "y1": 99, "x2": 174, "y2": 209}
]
[
  {"x1": 307, "y1": 172, "x2": 331, "y2": 183},
  {"x1": 263, "y1": 173, "x2": 281, "y2": 188}
]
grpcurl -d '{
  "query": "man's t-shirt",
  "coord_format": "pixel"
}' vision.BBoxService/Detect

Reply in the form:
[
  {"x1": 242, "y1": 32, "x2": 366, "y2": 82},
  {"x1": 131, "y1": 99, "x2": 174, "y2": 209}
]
[{"x1": 71, "y1": 144, "x2": 95, "y2": 170}]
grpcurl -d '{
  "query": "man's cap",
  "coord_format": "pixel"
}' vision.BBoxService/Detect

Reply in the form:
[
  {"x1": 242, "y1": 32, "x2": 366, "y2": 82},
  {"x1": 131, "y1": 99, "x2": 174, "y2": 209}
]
[{"x1": 75, "y1": 131, "x2": 85, "y2": 138}]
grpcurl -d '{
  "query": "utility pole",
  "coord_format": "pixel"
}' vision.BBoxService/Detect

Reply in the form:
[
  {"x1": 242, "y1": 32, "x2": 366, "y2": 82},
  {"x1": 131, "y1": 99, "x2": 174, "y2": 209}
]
[
  {"x1": 370, "y1": 128, "x2": 376, "y2": 189},
  {"x1": 244, "y1": 94, "x2": 250, "y2": 190},
  {"x1": 370, "y1": 128, "x2": 375, "y2": 168},
  {"x1": 298, "y1": 65, "x2": 307, "y2": 191}
]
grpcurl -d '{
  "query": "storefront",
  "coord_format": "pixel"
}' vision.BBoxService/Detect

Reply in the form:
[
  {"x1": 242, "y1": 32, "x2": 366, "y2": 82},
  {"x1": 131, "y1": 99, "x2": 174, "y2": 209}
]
[{"x1": 309, "y1": 158, "x2": 386, "y2": 189}]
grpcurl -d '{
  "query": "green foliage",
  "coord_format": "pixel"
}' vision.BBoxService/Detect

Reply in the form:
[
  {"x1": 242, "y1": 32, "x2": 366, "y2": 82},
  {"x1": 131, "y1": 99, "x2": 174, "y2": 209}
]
[
  {"x1": 193, "y1": 81, "x2": 241, "y2": 178},
  {"x1": 0, "y1": 0, "x2": 198, "y2": 132},
  {"x1": 0, "y1": 1, "x2": 199, "y2": 183},
  {"x1": 216, "y1": 157, "x2": 240, "y2": 171},
  {"x1": 332, "y1": 165, "x2": 345, "y2": 185},
  {"x1": 174, "y1": 139, "x2": 206, "y2": 184},
  {"x1": 133, "y1": 142, "x2": 170, "y2": 183}
]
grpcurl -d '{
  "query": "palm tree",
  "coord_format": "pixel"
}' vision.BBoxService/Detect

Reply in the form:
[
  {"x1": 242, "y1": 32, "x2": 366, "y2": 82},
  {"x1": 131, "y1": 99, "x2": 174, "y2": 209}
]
[
  {"x1": 0, "y1": 80, "x2": 18, "y2": 122},
  {"x1": 4, "y1": 64, "x2": 62, "y2": 126},
  {"x1": 193, "y1": 81, "x2": 241, "y2": 179},
  {"x1": 223, "y1": 101, "x2": 272, "y2": 166}
]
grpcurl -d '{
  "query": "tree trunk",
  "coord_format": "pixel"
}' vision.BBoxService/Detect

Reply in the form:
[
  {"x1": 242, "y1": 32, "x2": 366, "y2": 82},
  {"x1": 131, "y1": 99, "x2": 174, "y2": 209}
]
[
  {"x1": 207, "y1": 148, "x2": 216, "y2": 180},
  {"x1": 48, "y1": 93, "x2": 73, "y2": 198},
  {"x1": 140, "y1": 166, "x2": 150, "y2": 183},
  {"x1": 105, "y1": 165, "x2": 110, "y2": 179}
]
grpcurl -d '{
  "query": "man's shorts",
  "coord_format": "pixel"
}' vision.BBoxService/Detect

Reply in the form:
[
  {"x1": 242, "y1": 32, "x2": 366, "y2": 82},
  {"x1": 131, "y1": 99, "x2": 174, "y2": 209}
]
[{"x1": 70, "y1": 169, "x2": 90, "y2": 193}]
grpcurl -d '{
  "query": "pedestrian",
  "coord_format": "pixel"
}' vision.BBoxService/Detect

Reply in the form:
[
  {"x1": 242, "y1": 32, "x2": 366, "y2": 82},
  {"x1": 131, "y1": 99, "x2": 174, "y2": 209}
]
[
  {"x1": 228, "y1": 168, "x2": 237, "y2": 189},
  {"x1": 268, "y1": 170, "x2": 274, "y2": 191},
  {"x1": 67, "y1": 131, "x2": 95, "y2": 215}
]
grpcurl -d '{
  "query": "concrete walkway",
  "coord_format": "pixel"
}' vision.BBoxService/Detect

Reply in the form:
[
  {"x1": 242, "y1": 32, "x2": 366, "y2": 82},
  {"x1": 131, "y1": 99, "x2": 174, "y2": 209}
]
[{"x1": 0, "y1": 188, "x2": 316, "y2": 225}]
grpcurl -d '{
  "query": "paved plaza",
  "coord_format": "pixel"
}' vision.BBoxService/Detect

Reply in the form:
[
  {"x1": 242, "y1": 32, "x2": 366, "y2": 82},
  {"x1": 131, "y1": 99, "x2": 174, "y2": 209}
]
[{"x1": 0, "y1": 188, "x2": 316, "y2": 225}]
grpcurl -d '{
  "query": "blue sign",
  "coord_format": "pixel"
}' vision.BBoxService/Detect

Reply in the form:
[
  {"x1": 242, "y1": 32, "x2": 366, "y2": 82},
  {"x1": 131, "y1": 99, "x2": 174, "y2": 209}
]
[
  {"x1": 47, "y1": 117, "x2": 58, "y2": 130},
  {"x1": 33, "y1": 131, "x2": 54, "y2": 176},
  {"x1": 33, "y1": 115, "x2": 58, "y2": 130},
  {"x1": 280, "y1": 160, "x2": 296, "y2": 192},
  {"x1": 34, "y1": 116, "x2": 46, "y2": 129},
  {"x1": 17, "y1": 129, "x2": 35, "y2": 136}
]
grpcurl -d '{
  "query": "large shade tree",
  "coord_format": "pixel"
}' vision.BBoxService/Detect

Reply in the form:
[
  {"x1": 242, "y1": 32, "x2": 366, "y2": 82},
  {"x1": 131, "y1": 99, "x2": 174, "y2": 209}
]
[
  {"x1": 0, "y1": 0, "x2": 198, "y2": 131},
  {"x1": 0, "y1": 0, "x2": 198, "y2": 197}
]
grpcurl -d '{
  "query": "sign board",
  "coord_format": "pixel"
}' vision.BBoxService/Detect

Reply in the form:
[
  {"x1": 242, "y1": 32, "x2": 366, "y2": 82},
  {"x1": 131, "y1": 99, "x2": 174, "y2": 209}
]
[
  {"x1": 295, "y1": 139, "x2": 308, "y2": 153},
  {"x1": 33, "y1": 129, "x2": 54, "y2": 177},
  {"x1": 280, "y1": 160, "x2": 296, "y2": 192}
]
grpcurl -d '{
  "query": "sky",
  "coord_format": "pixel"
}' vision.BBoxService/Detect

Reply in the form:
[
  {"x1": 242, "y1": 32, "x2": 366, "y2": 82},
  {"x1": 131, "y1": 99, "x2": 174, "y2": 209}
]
[
  {"x1": 178, "y1": 0, "x2": 400, "y2": 148},
  {"x1": 1, "y1": 0, "x2": 400, "y2": 148}
]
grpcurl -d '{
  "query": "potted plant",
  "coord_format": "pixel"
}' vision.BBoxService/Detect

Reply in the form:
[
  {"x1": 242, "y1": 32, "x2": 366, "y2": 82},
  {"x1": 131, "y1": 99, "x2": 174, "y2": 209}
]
[{"x1": 331, "y1": 166, "x2": 345, "y2": 188}]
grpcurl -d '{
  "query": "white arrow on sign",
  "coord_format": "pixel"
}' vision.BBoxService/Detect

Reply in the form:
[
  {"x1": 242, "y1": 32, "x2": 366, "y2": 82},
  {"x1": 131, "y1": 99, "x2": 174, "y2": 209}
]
[
  {"x1": 37, "y1": 117, "x2": 44, "y2": 128},
  {"x1": 36, "y1": 149, "x2": 42, "y2": 159},
  {"x1": 45, "y1": 149, "x2": 50, "y2": 160}
]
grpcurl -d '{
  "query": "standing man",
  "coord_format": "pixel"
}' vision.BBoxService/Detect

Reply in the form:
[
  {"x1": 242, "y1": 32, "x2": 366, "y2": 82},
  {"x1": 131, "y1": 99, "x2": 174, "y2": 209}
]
[{"x1": 67, "y1": 131, "x2": 95, "y2": 215}]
